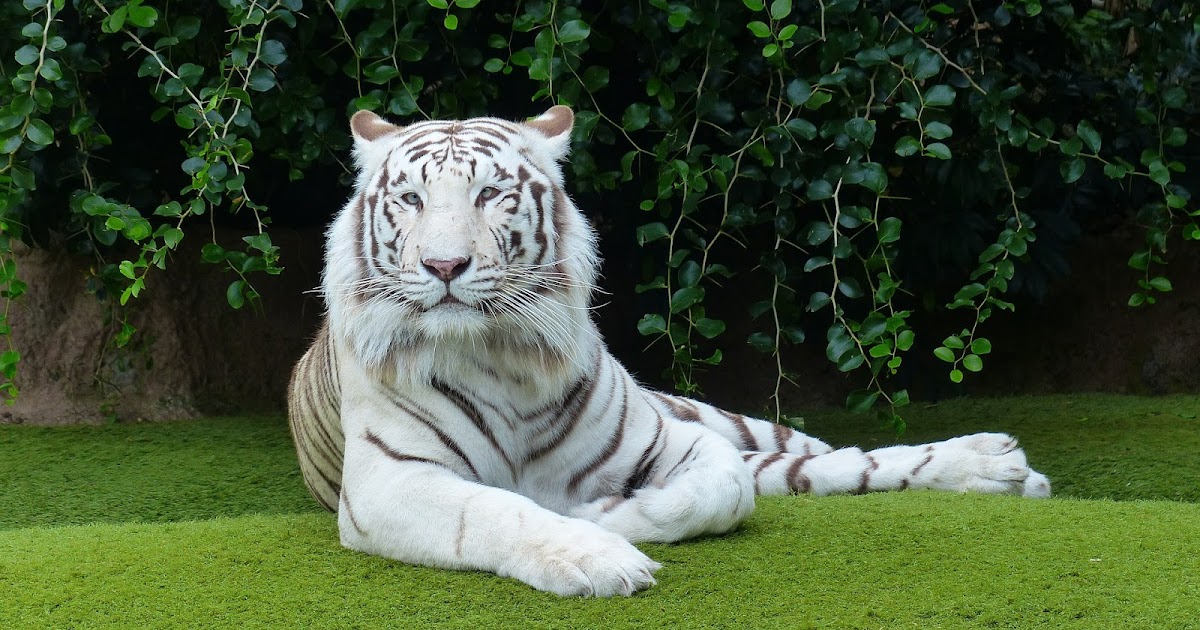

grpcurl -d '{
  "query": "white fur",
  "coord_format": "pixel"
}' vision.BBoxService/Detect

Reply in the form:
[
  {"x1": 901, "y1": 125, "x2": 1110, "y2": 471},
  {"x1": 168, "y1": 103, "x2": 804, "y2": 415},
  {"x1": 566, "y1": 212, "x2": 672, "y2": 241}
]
[{"x1": 310, "y1": 108, "x2": 1051, "y2": 598}]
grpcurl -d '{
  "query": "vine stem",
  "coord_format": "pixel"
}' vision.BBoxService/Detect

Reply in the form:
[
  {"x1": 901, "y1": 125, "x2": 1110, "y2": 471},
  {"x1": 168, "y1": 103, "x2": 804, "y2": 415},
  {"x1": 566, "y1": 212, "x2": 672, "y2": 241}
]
[{"x1": 886, "y1": 11, "x2": 986, "y2": 96}]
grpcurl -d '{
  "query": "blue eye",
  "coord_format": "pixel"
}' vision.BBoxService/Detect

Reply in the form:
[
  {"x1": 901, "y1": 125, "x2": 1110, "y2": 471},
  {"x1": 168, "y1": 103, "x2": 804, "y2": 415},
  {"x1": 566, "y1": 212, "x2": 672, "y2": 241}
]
[
  {"x1": 401, "y1": 192, "x2": 420, "y2": 205},
  {"x1": 479, "y1": 186, "x2": 500, "y2": 201}
]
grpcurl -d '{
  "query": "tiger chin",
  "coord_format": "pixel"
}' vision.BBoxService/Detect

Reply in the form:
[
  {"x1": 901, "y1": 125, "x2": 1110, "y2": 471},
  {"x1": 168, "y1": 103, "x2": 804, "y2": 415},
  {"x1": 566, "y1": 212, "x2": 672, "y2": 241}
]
[{"x1": 287, "y1": 105, "x2": 1051, "y2": 597}]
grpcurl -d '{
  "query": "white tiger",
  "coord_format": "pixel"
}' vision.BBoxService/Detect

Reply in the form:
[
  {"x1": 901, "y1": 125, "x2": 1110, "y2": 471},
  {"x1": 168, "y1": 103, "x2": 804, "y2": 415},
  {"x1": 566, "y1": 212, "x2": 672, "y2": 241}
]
[{"x1": 287, "y1": 105, "x2": 1051, "y2": 597}]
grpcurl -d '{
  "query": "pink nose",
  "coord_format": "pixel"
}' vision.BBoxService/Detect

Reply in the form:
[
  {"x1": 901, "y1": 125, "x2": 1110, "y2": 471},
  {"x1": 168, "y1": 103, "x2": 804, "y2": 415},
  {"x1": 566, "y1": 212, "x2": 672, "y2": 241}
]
[{"x1": 422, "y1": 257, "x2": 470, "y2": 281}]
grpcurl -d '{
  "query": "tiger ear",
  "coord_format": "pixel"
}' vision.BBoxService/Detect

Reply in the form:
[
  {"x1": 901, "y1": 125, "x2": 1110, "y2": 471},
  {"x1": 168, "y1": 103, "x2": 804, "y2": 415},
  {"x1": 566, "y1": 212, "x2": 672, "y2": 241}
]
[
  {"x1": 524, "y1": 105, "x2": 574, "y2": 162},
  {"x1": 350, "y1": 110, "x2": 402, "y2": 147}
]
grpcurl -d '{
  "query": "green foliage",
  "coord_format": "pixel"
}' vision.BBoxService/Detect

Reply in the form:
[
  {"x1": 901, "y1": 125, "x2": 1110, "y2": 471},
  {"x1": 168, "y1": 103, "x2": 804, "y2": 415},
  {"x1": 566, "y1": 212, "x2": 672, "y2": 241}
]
[{"x1": 0, "y1": 1, "x2": 1197, "y2": 422}]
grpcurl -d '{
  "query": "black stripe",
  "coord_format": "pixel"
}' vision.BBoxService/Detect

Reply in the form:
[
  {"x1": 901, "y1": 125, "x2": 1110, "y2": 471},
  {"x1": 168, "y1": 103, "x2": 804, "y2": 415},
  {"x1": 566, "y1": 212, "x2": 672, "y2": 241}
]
[
  {"x1": 857, "y1": 454, "x2": 880, "y2": 494},
  {"x1": 786, "y1": 455, "x2": 815, "y2": 494},
  {"x1": 653, "y1": 392, "x2": 702, "y2": 423},
  {"x1": 383, "y1": 389, "x2": 481, "y2": 481},
  {"x1": 773, "y1": 423, "x2": 790, "y2": 451},
  {"x1": 432, "y1": 378, "x2": 516, "y2": 479},
  {"x1": 340, "y1": 489, "x2": 367, "y2": 537},
  {"x1": 568, "y1": 383, "x2": 629, "y2": 494},
  {"x1": 622, "y1": 411, "x2": 664, "y2": 498},
  {"x1": 663, "y1": 436, "x2": 703, "y2": 480},
  {"x1": 526, "y1": 367, "x2": 600, "y2": 461},
  {"x1": 754, "y1": 452, "x2": 785, "y2": 478},
  {"x1": 720, "y1": 409, "x2": 760, "y2": 451},
  {"x1": 363, "y1": 429, "x2": 451, "y2": 469}
]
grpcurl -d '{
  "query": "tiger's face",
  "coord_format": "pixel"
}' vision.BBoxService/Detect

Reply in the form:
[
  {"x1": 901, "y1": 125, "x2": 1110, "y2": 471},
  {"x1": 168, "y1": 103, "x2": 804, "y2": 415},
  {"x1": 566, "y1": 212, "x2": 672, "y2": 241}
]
[{"x1": 325, "y1": 107, "x2": 599, "y2": 365}]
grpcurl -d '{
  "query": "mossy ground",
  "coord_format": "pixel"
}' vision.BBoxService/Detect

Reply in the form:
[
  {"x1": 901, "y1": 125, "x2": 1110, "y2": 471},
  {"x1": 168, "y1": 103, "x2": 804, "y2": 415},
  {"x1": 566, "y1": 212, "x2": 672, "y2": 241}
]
[{"x1": 2, "y1": 394, "x2": 1197, "y2": 628}]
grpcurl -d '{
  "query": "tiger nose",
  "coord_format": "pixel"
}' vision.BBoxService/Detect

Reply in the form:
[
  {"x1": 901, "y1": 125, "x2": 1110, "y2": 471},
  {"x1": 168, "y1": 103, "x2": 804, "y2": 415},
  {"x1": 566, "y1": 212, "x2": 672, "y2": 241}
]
[{"x1": 422, "y1": 256, "x2": 471, "y2": 282}]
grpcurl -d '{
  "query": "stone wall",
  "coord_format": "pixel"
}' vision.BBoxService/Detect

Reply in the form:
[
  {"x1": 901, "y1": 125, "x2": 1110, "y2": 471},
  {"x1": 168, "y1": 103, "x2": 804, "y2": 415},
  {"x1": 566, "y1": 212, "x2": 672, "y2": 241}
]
[{"x1": 3, "y1": 229, "x2": 324, "y2": 424}]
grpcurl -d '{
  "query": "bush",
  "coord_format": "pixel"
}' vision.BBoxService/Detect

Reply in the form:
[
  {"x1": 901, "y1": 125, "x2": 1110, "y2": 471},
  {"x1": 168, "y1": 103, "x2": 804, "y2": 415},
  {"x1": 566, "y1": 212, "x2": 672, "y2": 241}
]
[{"x1": 1, "y1": 0, "x2": 1197, "y2": 423}]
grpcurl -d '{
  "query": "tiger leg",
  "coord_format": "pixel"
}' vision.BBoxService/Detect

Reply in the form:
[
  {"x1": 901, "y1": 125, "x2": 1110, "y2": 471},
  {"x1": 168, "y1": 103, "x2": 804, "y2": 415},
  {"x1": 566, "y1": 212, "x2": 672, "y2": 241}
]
[
  {"x1": 339, "y1": 426, "x2": 661, "y2": 596},
  {"x1": 569, "y1": 419, "x2": 756, "y2": 543},
  {"x1": 647, "y1": 392, "x2": 1050, "y2": 497},
  {"x1": 744, "y1": 432, "x2": 1051, "y2": 497},
  {"x1": 646, "y1": 390, "x2": 834, "y2": 456}
]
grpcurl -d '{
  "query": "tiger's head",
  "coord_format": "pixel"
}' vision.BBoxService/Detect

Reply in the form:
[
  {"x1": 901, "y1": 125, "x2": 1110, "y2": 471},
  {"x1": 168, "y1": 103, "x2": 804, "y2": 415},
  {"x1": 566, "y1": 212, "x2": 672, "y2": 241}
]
[{"x1": 323, "y1": 106, "x2": 601, "y2": 374}]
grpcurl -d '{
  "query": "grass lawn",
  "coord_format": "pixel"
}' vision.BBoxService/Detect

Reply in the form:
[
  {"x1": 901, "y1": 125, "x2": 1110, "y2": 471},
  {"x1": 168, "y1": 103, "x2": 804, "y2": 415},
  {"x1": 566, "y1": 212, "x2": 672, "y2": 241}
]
[{"x1": 1, "y1": 394, "x2": 1197, "y2": 628}]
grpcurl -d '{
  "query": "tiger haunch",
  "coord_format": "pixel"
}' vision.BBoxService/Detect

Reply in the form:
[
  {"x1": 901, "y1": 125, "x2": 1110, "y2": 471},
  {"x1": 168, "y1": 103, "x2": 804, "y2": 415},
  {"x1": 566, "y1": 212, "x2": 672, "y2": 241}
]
[{"x1": 288, "y1": 106, "x2": 1050, "y2": 597}]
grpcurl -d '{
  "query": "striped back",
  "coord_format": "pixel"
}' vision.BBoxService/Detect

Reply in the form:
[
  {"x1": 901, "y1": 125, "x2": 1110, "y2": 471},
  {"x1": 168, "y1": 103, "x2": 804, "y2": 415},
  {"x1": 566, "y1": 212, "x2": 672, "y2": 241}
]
[{"x1": 287, "y1": 324, "x2": 342, "y2": 511}]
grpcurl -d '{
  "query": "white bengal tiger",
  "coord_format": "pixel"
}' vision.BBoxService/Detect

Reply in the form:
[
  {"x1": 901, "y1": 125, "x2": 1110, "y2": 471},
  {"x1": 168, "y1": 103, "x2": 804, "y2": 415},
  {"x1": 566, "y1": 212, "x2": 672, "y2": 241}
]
[{"x1": 287, "y1": 105, "x2": 1051, "y2": 597}]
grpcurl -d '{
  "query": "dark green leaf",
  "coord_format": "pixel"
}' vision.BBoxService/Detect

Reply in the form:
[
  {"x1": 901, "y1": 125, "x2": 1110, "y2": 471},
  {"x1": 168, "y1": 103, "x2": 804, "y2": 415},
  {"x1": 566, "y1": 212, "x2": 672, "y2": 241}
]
[
  {"x1": 1148, "y1": 276, "x2": 1173, "y2": 292},
  {"x1": 260, "y1": 40, "x2": 287, "y2": 65},
  {"x1": 1061, "y1": 157, "x2": 1085, "y2": 183},
  {"x1": 838, "y1": 351, "x2": 864, "y2": 372},
  {"x1": 924, "y1": 121, "x2": 952, "y2": 139},
  {"x1": 127, "y1": 4, "x2": 159, "y2": 27},
  {"x1": 695, "y1": 318, "x2": 726, "y2": 339},
  {"x1": 895, "y1": 136, "x2": 921, "y2": 156},
  {"x1": 826, "y1": 331, "x2": 854, "y2": 363},
  {"x1": 636, "y1": 222, "x2": 669, "y2": 245},
  {"x1": 39, "y1": 59, "x2": 62, "y2": 82},
  {"x1": 227, "y1": 280, "x2": 246, "y2": 309},
  {"x1": 878, "y1": 217, "x2": 901, "y2": 243},
  {"x1": 670, "y1": 287, "x2": 704, "y2": 313},
  {"x1": 963, "y1": 354, "x2": 983, "y2": 372},
  {"x1": 913, "y1": 51, "x2": 942, "y2": 80},
  {"x1": 678, "y1": 260, "x2": 701, "y2": 287},
  {"x1": 558, "y1": 19, "x2": 591, "y2": 43},
  {"x1": 1076, "y1": 120, "x2": 1101, "y2": 152},
  {"x1": 846, "y1": 389, "x2": 879, "y2": 413},
  {"x1": 14, "y1": 45, "x2": 39, "y2": 66},
  {"x1": 785, "y1": 118, "x2": 816, "y2": 140},
  {"x1": 622, "y1": 103, "x2": 650, "y2": 131},
  {"x1": 805, "y1": 222, "x2": 833, "y2": 246},
  {"x1": 845, "y1": 117, "x2": 875, "y2": 146},
  {"x1": 837, "y1": 279, "x2": 863, "y2": 298},
  {"x1": 637, "y1": 314, "x2": 666, "y2": 336},
  {"x1": 746, "y1": 21, "x2": 771, "y2": 38},
  {"x1": 247, "y1": 68, "x2": 276, "y2": 92},
  {"x1": 748, "y1": 332, "x2": 775, "y2": 353},
  {"x1": 923, "y1": 142, "x2": 951, "y2": 159},
  {"x1": 807, "y1": 179, "x2": 833, "y2": 200},
  {"x1": 25, "y1": 119, "x2": 53, "y2": 146},
  {"x1": 1149, "y1": 162, "x2": 1170, "y2": 185},
  {"x1": 804, "y1": 256, "x2": 830, "y2": 272},
  {"x1": 924, "y1": 84, "x2": 956, "y2": 107}
]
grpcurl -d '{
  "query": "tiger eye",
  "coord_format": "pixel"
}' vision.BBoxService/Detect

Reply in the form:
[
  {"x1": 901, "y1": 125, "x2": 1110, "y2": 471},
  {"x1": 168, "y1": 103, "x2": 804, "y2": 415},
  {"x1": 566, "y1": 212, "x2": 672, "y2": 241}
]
[{"x1": 401, "y1": 191, "x2": 421, "y2": 206}]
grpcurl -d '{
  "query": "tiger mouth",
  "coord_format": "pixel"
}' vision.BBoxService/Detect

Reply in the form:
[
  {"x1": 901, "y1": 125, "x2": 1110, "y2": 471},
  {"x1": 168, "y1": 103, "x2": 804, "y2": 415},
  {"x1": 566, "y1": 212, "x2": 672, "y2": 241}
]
[{"x1": 436, "y1": 294, "x2": 468, "y2": 308}]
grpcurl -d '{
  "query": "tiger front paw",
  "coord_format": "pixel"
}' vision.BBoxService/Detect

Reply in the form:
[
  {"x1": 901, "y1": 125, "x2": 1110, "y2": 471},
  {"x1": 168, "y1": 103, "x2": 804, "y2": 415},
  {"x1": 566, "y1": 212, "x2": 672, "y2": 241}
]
[{"x1": 503, "y1": 518, "x2": 661, "y2": 597}]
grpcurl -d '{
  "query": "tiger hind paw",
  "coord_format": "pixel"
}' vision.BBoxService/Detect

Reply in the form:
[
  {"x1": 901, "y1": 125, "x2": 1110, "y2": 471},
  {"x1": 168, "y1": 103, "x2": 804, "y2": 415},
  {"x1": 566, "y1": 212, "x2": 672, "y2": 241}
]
[{"x1": 932, "y1": 432, "x2": 1051, "y2": 498}]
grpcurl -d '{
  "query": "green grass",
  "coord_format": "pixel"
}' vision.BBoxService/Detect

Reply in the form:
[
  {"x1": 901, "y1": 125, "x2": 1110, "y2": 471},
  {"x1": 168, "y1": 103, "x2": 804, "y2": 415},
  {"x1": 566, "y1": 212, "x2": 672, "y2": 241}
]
[
  {"x1": 0, "y1": 416, "x2": 319, "y2": 530},
  {"x1": 2, "y1": 394, "x2": 1198, "y2": 628}
]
